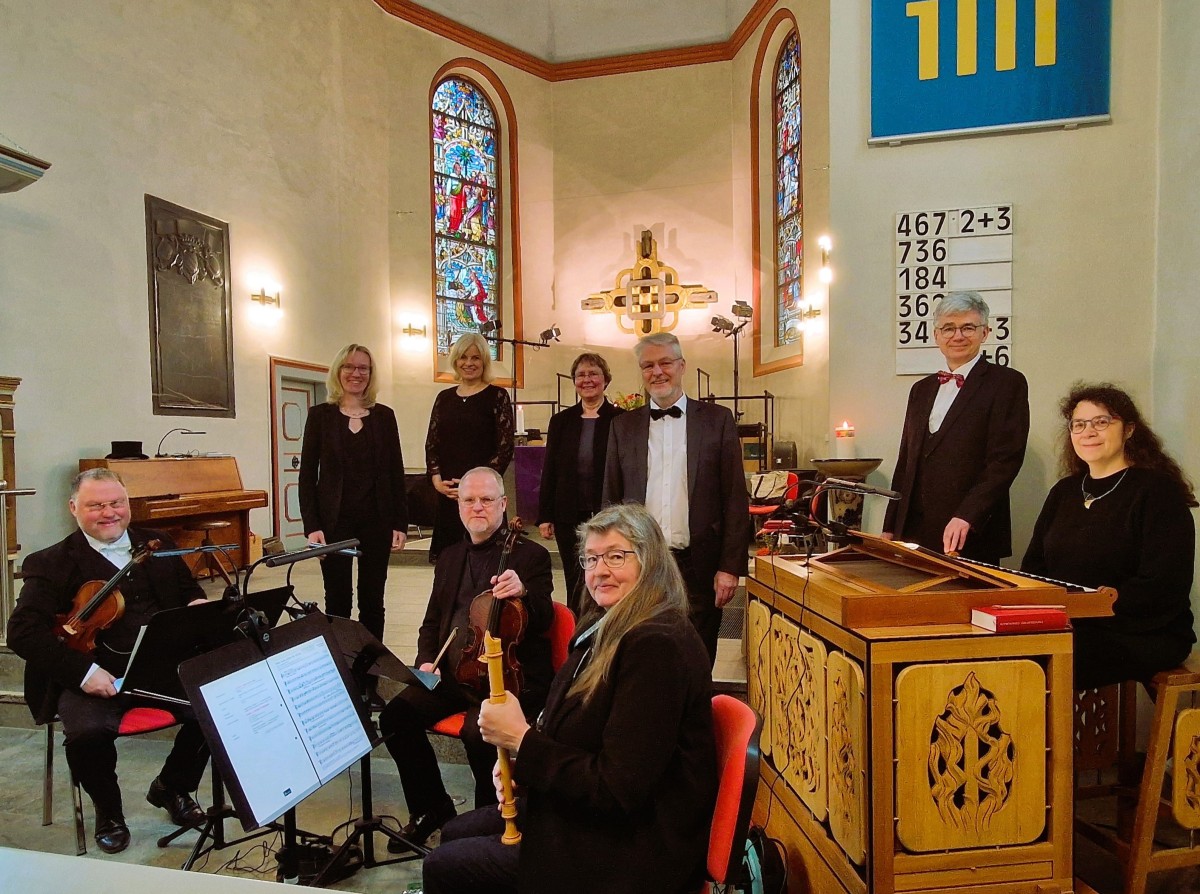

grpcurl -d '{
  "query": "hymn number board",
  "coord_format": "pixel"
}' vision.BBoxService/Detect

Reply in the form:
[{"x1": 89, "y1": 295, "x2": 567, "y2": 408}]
[{"x1": 895, "y1": 205, "x2": 1014, "y2": 375}]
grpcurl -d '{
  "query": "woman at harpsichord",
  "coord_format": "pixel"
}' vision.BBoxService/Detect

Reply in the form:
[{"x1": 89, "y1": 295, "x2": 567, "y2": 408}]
[
  {"x1": 299, "y1": 343, "x2": 408, "y2": 646},
  {"x1": 1021, "y1": 383, "x2": 1196, "y2": 689}
]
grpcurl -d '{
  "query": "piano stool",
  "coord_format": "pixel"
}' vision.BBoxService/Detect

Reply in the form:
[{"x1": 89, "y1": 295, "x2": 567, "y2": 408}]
[
  {"x1": 1074, "y1": 651, "x2": 1200, "y2": 894},
  {"x1": 186, "y1": 519, "x2": 234, "y2": 582}
]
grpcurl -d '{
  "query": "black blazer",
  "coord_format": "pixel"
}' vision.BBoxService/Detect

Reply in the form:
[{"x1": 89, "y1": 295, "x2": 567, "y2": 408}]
[
  {"x1": 603, "y1": 399, "x2": 751, "y2": 587},
  {"x1": 415, "y1": 533, "x2": 556, "y2": 700},
  {"x1": 884, "y1": 358, "x2": 1029, "y2": 560},
  {"x1": 537, "y1": 400, "x2": 624, "y2": 528},
  {"x1": 298, "y1": 401, "x2": 408, "y2": 535},
  {"x1": 7, "y1": 527, "x2": 204, "y2": 723},
  {"x1": 513, "y1": 612, "x2": 716, "y2": 893}
]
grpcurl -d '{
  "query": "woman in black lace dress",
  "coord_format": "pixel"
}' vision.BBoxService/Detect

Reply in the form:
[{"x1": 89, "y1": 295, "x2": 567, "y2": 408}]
[{"x1": 425, "y1": 332, "x2": 514, "y2": 561}]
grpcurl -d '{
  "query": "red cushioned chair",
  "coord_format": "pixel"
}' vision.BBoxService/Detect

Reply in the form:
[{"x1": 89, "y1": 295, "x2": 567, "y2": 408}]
[
  {"x1": 43, "y1": 706, "x2": 180, "y2": 855},
  {"x1": 429, "y1": 601, "x2": 576, "y2": 739},
  {"x1": 748, "y1": 471, "x2": 799, "y2": 528},
  {"x1": 701, "y1": 694, "x2": 763, "y2": 893}
]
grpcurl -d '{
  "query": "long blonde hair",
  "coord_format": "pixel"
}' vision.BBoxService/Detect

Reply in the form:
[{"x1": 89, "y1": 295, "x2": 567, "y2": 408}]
[
  {"x1": 326, "y1": 343, "x2": 379, "y2": 406},
  {"x1": 569, "y1": 503, "x2": 688, "y2": 703}
]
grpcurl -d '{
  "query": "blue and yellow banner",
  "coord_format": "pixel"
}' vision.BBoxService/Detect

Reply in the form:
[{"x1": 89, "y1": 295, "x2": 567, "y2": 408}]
[{"x1": 871, "y1": 0, "x2": 1111, "y2": 140}]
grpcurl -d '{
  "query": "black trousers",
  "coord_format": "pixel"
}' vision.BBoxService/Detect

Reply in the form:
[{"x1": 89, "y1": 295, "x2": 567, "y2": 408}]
[
  {"x1": 553, "y1": 524, "x2": 588, "y2": 621},
  {"x1": 672, "y1": 548, "x2": 721, "y2": 667},
  {"x1": 1073, "y1": 621, "x2": 1193, "y2": 690},
  {"x1": 423, "y1": 804, "x2": 520, "y2": 894},
  {"x1": 379, "y1": 681, "x2": 496, "y2": 814},
  {"x1": 57, "y1": 688, "x2": 209, "y2": 821},
  {"x1": 320, "y1": 520, "x2": 393, "y2": 641}
]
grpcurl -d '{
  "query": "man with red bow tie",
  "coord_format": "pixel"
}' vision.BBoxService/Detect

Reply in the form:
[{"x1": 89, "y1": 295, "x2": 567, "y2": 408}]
[{"x1": 883, "y1": 291, "x2": 1029, "y2": 564}]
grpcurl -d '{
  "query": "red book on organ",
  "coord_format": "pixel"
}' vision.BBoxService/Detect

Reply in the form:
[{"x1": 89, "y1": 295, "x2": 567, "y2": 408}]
[{"x1": 970, "y1": 604, "x2": 1070, "y2": 632}]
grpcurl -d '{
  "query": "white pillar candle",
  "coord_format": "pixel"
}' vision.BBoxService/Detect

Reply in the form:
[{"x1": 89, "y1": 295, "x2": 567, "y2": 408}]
[
  {"x1": 515, "y1": 404, "x2": 526, "y2": 434},
  {"x1": 834, "y1": 421, "x2": 856, "y2": 459}
]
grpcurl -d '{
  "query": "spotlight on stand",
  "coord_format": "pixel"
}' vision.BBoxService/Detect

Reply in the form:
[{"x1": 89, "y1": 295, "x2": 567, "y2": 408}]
[
  {"x1": 711, "y1": 315, "x2": 736, "y2": 334},
  {"x1": 480, "y1": 319, "x2": 501, "y2": 337},
  {"x1": 732, "y1": 300, "x2": 753, "y2": 320},
  {"x1": 538, "y1": 325, "x2": 561, "y2": 344}
]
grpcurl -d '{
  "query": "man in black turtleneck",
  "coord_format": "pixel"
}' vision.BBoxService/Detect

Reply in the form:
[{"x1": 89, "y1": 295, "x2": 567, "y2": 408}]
[{"x1": 379, "y1": 466, "x2": 554, "y2": 850}]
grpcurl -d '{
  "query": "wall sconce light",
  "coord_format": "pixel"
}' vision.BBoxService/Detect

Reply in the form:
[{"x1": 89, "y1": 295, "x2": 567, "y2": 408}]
[
  {"x1": 403, "y1": 322, "x2": 427, "y2": 338},
  {"x1": 818, "y1": 235, "x2": 833, "y2": 285},
  {"x1": 251, "y1": 287, "x2": 281, "y2": 309}
]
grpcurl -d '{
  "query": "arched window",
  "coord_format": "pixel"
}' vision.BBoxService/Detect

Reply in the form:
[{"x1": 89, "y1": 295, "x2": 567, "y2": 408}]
[
  {"x1": 431, "y1": 76, "x2": 501, "y2": 359},
  {"x1": 773, "y1": 33, "x2": 803, "y2": 347}
]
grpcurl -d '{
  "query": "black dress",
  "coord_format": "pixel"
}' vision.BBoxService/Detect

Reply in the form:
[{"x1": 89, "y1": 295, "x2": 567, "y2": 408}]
[
  {"x1": 1021, "y1": 467, "x2": 1196, "y2": 688},
  {"x1": 425, "y1": 384, "x2": 514, "y2": 558},
  {"x1": 536, "y1": 400, "x2": 624, "y2": 615}
]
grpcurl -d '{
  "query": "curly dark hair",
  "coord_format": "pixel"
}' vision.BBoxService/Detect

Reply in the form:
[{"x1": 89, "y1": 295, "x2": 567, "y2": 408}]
[{"x1": 1057, "y1": 382, "x2": 1196, "y2": 506}]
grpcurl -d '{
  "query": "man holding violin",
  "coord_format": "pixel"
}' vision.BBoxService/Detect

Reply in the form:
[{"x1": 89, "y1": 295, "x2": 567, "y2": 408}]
[
  {"x1": 8, "y1": 468, "x2": 211, "y2": 854},
  {"x1": 379, "y1": 466, "x2": 554, "y2": 851}
]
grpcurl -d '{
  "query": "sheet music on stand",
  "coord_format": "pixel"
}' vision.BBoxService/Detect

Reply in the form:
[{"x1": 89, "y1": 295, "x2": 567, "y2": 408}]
[{"x1": 179, "y1": 614, "x2": 372, "y2": 831}]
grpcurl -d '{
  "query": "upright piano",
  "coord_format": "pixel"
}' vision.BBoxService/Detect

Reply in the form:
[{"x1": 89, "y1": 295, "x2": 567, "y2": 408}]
[
  {"x1": 747, "y1": 532, "x2": 1114, "y2": 894},
  {"x1": 79, "y1": 456, "x2": 267, "y2": 576}
]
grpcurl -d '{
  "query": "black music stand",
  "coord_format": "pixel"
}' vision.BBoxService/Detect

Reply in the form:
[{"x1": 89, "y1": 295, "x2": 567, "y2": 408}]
[{"x1": 303, "y1": 613, "x2": 437, "y2": 885}]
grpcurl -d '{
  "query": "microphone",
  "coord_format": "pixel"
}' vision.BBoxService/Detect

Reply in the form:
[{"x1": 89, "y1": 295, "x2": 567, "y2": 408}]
[
  {"x1": 823, "y1": 477, "x2": 901, "y2": 501},
  {"x1": 262, "y1": 539, "x2": 361, "y2": 567}
]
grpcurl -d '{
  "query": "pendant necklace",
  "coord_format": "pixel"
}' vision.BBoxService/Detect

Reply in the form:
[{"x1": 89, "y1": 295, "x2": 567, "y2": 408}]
[{"x1": 1081, "y1": 468, "x2": 1129, "y2": 509}]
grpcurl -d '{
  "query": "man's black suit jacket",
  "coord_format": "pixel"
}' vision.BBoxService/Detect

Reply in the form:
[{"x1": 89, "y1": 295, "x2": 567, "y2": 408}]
[
  {"x1": 602, "y1": 399, "x2": 751, "y2": 591},
  {"x1": 537, "y1": 399, "x2": 624, "y2": 528},
  {"x1": 415, "y1": 532, "x2": 556, "y2": 702},
  {"x1": 884, "y1": 358, "x2": 1029, "y2": 561},
  {"x1": 7, "y1": 527, "x2": 204, "y2": 724}
]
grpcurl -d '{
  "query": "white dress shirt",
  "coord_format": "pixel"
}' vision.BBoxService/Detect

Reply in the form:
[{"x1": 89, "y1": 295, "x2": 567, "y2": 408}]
[
  {"x1": 928, "y1": 352, "x2": 982, "y2": 434},
  {"x1": 646, "y1": 395, "x2": 690, "y2": 549}
]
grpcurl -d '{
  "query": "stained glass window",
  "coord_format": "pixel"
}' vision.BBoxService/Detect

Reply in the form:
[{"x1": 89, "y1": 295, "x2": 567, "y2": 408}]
[
  {"x1": 774, "y1": 33, "x2": 803, "y2": 347},
  {"x1": 431, "y1": 77, "x2": 501, "y2": 358}
]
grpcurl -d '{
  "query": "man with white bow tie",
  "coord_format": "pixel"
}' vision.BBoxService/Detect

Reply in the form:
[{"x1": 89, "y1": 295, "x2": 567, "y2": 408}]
[{"x1": 8, "y1": 468, "x2": 211, "y2": 854}]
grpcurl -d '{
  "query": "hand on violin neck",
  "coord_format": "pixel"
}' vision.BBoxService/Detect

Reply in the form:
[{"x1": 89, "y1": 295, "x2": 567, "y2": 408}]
[{"x1": 490, "y1": 569, "x2": 526, "y2": 600}]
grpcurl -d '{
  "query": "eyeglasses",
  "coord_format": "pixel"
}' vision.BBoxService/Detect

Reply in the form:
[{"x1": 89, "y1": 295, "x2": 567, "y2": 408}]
[
  {"x1": 574, "y1": 371, "x2": 605, "y2": 381},
  {"x1": 1069, "y1": 414, "x2": 1121, "y2": 434},
  {"x1": 81, "y1": 500, "x2": 128, "y2": 513},
  {"x1": 934, "y1": 323, "x2": 985, "y2": 337},
  {"x1": 638, "y1": 358, "x2": 680, "y2": 372},
  {"x1": 341, "y1": 364, "x2": 371, "y2": 374},
  {"x1": 459, "y1": 496, "x2": 501, "y2": 507},
  {"x1": 579, "y1": 549, "x2": 638, "y2": 570}
]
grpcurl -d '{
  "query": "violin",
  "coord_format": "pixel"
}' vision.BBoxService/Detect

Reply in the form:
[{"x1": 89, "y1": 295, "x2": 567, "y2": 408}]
[
  {"x1": 55, "y1": 540, "x2": 160, "y2": 655},
  {"x1": 454, "y1": 520, "x2": 529, "y2": 697}
]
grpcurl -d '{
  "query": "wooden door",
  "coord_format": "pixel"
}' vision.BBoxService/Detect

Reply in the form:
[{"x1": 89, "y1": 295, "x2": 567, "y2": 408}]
[{"x1": 270, "y1": 358, "x2": 327, "y2": 550}]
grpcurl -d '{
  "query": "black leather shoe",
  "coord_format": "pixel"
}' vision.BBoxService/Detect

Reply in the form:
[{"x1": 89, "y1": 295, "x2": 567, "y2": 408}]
[
  {"x1": 95, "y1": 816, "x2": 130, "y2": 854},
  {"x1": 146, "y1": 777, "x2": 205, "y2": 828},
  {"x1": 387, "y1": 798, "x2": 456, "y2": 853}
]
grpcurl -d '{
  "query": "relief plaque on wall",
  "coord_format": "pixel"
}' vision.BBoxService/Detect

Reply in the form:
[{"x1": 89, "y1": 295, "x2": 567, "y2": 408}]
[{"x1": 145, "y1": 194, "x2": 234, "y2": 417}]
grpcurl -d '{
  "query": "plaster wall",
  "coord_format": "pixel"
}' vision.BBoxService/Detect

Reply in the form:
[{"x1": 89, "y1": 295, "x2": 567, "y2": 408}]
[
  {"x1": 826, "y1": 0, "x2": 1165, "y2": 565},
  {"x1": 0, "y1": 0, "x2": 393, "y2": 550}
]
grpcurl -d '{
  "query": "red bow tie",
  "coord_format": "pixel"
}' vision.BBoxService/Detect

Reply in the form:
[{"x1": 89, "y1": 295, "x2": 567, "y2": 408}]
[{"x1": 936, "y1": 370, "x2": 965, "y2": 387}]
